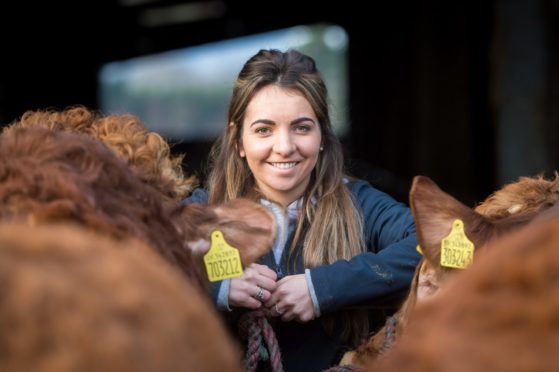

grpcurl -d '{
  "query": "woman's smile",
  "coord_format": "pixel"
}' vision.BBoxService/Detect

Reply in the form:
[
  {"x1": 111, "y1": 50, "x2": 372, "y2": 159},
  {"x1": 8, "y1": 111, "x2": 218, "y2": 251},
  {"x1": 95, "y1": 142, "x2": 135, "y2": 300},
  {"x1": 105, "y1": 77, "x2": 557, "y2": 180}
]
[{"x1": 268, "y1": 161, "x2": 299, "y2": 170}]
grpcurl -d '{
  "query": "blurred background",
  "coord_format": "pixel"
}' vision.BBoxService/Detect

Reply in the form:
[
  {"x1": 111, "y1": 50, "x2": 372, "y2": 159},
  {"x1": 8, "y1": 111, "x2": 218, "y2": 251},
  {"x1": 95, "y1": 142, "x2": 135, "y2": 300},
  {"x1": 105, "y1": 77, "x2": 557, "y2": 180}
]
[{"x1": 0, "y1": 0, "x2": 557, "y2": 205}]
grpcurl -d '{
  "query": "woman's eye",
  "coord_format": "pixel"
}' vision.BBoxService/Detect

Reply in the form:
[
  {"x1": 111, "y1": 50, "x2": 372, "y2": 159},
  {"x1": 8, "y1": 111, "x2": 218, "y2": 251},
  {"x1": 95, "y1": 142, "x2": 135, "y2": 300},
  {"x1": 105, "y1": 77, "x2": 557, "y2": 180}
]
[
  {"x1": 295, "y1": 125, "x2": 311, "y2": 133},
  {"x1": 255, "y1": 127, "x2": 271, "y2": 135}
]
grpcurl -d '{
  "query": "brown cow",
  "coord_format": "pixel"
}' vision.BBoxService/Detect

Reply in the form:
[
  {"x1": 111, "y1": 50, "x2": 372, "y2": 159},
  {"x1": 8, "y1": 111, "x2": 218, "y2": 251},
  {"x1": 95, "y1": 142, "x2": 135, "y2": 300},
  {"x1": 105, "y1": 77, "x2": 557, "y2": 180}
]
[
  {"x1": 4, "y1": 106, "x2": 196, "y2": 201},
  {"x1": 342, "y1": 174, "x2": 559, "y2": 368},
  {"x1": 0, "y1": 127, "x2": 275, "y2": 290},
  {"x1": 0, "y1": 222, "x2": 242, "y2": 372},
  {"x1": 367, "y1": 209, "x2": 559, "y2": 372}
]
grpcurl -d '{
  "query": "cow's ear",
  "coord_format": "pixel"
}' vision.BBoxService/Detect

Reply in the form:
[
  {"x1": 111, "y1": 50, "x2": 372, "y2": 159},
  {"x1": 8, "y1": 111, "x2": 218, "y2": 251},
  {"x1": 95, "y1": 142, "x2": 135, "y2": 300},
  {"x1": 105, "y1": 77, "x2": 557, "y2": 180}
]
[
  {"x1": 173, "y1": 199, "x2": 276, "y2": 267},
  {"x1": 410, "y1": 176, "x2": 487, "y2": 268},
  {"x1": 210, "y1": 199, "x2": 276, "y2": 267}
]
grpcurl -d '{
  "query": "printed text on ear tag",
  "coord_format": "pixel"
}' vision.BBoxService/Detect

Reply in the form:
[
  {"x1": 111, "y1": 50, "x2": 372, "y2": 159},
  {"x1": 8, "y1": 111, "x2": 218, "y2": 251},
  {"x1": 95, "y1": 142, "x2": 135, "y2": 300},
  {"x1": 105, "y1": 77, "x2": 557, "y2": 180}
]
[
  {"x1": 203, "y1": 230, "x2": 244, "y2": 282},
  {"x1": 440, "y1": 219, "x2": 474, "y2": 269}
]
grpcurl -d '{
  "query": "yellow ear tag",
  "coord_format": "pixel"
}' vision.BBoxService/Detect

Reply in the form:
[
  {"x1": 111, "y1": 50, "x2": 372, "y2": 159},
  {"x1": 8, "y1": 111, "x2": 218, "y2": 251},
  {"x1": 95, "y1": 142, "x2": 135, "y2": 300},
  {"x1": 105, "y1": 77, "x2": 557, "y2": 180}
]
[
  {"x1": 440, "y1": 219, "x2": 474, "y2": 269},
  {"x1": 203, "y1": 230, "x2": 244, "y2": 282},
  {"x1": 416, "y1": 245, "x2": 424, "y2": 255}
]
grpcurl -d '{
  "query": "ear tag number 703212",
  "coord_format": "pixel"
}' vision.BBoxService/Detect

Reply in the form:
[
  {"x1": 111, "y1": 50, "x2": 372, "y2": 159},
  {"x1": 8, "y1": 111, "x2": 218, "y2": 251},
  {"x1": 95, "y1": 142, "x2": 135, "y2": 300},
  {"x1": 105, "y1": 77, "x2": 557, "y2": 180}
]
[{"x1": 203, "y1": 230, "x2": 244, "y2": 282}]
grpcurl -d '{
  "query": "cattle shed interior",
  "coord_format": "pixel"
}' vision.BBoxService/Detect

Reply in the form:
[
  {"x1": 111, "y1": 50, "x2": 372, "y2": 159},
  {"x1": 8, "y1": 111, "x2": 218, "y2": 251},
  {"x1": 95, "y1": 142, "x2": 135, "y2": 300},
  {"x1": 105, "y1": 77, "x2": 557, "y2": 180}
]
[{"x1": 1, "y1": 0, "x2": 558, "y2": 205}]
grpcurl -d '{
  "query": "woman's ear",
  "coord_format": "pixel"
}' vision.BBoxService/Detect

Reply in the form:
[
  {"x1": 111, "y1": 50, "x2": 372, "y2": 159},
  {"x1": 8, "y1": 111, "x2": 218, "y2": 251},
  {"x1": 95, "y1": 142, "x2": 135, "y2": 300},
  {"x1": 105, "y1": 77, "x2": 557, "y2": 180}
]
[
  {"x1": 229, "y1": 121, "x2": 245, "y2": 158},
  {"x1": 238, "y1": 142, "x2": 245, "y2": 158}
]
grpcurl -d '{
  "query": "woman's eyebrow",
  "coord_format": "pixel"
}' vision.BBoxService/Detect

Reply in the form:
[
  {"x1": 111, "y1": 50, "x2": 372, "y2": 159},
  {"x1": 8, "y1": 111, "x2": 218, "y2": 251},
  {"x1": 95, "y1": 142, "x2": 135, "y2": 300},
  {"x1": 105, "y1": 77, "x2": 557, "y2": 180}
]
[
  {"x1": 249, "y1": 117, "x2": 316, "y2": 127},
  {"x1": 249, "y1": 119, "x2": 275, "y2": 127},
  {"x1": 290, "y1": 117, "x2": 316, "y2": 125}
]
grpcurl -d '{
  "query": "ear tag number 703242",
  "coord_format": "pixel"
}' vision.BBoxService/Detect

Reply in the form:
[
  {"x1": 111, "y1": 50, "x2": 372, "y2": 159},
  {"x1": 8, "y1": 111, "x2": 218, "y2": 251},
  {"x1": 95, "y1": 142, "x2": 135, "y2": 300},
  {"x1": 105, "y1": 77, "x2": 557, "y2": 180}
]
[{"x1": 440, "y1": 219, "x2": 475, "y2": 269}]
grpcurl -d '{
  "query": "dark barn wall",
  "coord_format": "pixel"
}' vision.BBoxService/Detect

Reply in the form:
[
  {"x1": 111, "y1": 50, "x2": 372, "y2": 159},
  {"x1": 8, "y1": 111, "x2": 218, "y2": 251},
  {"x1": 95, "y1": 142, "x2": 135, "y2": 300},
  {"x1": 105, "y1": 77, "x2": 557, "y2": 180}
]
[{"x1": 0, "y1": 0, "x2": 556, "y2": 206}]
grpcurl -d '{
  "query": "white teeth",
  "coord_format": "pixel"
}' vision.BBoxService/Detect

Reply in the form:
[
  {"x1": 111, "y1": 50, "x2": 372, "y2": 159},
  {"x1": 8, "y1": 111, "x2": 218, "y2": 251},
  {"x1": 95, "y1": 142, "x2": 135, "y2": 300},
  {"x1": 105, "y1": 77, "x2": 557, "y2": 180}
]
[{"x1": 271, "y1": 162, "x2": 297, "y2": 169}]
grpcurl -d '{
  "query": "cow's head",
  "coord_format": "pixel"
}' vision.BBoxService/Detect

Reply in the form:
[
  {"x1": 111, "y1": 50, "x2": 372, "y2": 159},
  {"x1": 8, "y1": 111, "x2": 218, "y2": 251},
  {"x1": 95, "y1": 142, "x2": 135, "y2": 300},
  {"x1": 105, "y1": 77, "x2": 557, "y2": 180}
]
[
  {"x1": 410, "y1": 175, "x2": 550, "y2": 306},
  {"x1": 369, "y1": 208, "x2": 559, "y2": 372},
  {"x1": 410, "y1": 176, "x2": 490, "y2": 305}
]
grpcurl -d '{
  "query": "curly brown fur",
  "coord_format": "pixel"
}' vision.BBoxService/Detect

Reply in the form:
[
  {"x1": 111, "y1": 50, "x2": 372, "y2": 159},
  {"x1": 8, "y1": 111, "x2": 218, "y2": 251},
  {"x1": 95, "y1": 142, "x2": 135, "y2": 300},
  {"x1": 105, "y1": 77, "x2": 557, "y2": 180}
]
[
  {"x1": 475, "y1": 172, "x2": 559, "y2": 218},
  {"x1": 5, "y1": 106, "x2": 197, "y2": 201},
  {"x1": 0, "y1": 126, "x2": 204, "y2": 290},
  {"x1": 0, "y1": 223, "x2": 242, "y2": 372}
]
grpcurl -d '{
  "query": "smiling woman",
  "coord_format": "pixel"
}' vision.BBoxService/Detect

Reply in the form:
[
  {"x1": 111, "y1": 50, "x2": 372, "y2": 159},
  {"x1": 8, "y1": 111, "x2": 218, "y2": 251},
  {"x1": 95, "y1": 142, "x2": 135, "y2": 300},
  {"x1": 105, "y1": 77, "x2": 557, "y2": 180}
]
[{"x1": 183, "y1": 48, "x2": 420, "y2": 372}]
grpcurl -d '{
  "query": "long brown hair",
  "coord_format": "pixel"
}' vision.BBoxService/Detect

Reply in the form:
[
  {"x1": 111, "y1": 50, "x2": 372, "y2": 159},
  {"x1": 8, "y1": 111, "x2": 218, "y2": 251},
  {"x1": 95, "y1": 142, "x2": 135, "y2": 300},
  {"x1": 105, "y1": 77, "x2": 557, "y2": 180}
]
[{"x1": 207, "y1": 49, "x2": 368, "y2": 343}]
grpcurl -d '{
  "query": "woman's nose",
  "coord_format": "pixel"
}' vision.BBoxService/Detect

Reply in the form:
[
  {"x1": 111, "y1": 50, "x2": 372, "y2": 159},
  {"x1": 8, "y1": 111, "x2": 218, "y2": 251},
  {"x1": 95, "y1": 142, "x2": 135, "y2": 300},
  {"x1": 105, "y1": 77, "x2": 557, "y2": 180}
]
[{"x1": 273, "y1": 131, "x2": 296, "y2": 156}]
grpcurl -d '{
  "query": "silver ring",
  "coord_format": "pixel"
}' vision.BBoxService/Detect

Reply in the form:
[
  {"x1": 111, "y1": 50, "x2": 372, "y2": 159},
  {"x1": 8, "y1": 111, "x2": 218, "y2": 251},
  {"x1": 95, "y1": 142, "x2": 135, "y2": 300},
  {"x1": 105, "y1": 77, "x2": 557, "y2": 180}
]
[
  {"x1": 254, "y1": 286, "x2": 264, "y2": 301},
  {"x1": 274, "y1": 304, "x2": 282, "y2": 314}
]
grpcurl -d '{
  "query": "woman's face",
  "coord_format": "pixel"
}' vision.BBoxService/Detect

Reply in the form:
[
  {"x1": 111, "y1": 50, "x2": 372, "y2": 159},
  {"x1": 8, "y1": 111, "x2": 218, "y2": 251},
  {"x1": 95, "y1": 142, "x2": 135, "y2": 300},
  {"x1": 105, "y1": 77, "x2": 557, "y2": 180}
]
[{"x1": 238, "y1": 85, "x2": 322, "y2": 207}]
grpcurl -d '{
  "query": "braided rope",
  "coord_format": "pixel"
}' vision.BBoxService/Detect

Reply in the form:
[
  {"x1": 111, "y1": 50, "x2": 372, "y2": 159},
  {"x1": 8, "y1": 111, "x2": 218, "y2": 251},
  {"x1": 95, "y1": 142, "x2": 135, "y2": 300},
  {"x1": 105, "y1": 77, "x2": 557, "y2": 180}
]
[
  {"x1": 244, "y1": 316, "x2": 262, "y2": 371},
  {"x1": 379, "y1": 314, "x2": 398, "y2": 355},
  {"x1": 239, "y1": 309, "x2": 284, "y2": 372}
]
